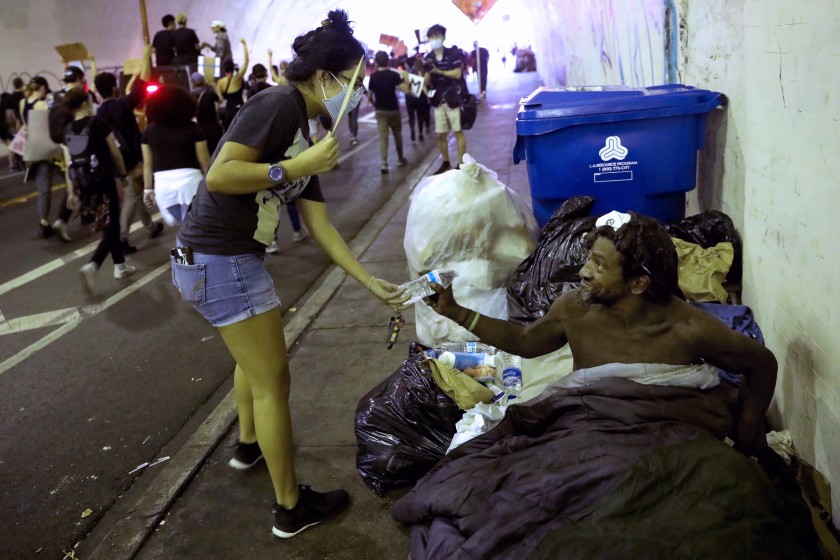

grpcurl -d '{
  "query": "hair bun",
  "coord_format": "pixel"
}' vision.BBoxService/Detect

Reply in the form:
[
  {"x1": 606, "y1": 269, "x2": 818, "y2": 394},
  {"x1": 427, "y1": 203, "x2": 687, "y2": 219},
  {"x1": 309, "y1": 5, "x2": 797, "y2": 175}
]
[{"x1": 322, "y1": 9, "x2": 353, "y2": 34}]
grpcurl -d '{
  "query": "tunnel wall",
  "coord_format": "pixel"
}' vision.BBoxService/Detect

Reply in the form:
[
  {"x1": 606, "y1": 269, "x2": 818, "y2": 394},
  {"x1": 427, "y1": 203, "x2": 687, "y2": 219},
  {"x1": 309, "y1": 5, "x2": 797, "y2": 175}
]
[{"x1": 529, "y1": 0, "x2": 840, "y2": 529}]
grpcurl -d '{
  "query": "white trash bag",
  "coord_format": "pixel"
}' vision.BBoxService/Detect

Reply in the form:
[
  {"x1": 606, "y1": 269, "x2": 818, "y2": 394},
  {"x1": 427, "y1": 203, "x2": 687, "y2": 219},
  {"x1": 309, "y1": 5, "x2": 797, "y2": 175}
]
[{"x1": 404, "y1": 154, "x2": 538, "y2": 346}]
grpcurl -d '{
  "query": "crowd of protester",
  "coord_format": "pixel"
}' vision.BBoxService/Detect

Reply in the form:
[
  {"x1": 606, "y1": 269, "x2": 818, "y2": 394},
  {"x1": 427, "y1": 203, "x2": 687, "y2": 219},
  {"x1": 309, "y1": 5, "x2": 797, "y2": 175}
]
[{"x1": 1, "y1": 11, "x2": 500, "y2": 296}]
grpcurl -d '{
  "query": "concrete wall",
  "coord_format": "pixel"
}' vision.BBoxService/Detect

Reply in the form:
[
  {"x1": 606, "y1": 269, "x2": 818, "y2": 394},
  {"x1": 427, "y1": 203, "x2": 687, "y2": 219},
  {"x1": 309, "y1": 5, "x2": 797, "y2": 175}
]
[
  {"x1": 680, "y1": 0, "x2": 840, "y2": 527},
  {"x1": 528, "y1": 0, "x2": 840, "y2": 529}
]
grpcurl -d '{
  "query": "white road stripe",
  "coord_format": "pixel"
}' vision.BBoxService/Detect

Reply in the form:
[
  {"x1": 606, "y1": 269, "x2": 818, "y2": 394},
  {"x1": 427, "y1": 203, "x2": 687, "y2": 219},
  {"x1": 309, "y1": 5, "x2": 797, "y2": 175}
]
[
  {"x1": 0, "y1": 263, "x2": 170, "y2": 377},
  {"x1": 0, "y1": 213, "x2": 163, "y2": 298},
  {"x1": 0, "y1": 307, "x2": 81, "y2": 336}
]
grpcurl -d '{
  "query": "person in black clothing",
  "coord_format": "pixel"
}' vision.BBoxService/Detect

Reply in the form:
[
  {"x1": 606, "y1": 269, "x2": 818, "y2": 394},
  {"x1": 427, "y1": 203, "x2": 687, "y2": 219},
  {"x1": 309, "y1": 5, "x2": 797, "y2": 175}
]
[
  {"x1": 470, "y1": 41, "x2": 490, "y2": 98},
  {"x1": 152, "y1": 14, "x2": 176, "y2": 66},
  {"x1": 424, "y1": 23, "x2": 467, "y2": 174},
  {"x1": 368, "y1": 50, "x2": 409, "y2": 174},
  {"x1": 172, "y1": 12, "x2": 201, "y2": 69},
  {"x1": 190, "y1": 72, "x2": 223, "y2": 153},
  {"x1": 95, "y1": 45, "x2": 164, "y2": 254},
  {"x1": 405, "y1": 57, "x2": 430, "y2": 142},
  {"x1": 60, "y1": 89, "x2": 135, "y2": 296}
]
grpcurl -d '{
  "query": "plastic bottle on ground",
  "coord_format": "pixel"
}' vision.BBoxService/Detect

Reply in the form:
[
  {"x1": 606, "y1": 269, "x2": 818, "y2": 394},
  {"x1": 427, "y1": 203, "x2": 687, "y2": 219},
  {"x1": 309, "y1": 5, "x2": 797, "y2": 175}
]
[
  {"x1": 399, "y1": 269, "x2": 456, "y2": 306},
  {"x1": 497, "y1": 352, "x2": 522, "y2": 399},
  {"x1": 439, "y1": 341, "x2": 496, "y2": 354}
]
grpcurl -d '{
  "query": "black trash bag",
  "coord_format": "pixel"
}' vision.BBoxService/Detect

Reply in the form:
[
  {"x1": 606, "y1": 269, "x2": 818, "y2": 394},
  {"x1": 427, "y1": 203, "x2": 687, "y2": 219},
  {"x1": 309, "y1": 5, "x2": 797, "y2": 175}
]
[
  {"x1": 506, "y1": 196, "x2": 598, "y2": 324},
  {"x1": 666, "y1": 210, "x2": 743, "y2": 284},
  {"x1": 355, "y1": 343, "x2": 462, "y2": 496}
]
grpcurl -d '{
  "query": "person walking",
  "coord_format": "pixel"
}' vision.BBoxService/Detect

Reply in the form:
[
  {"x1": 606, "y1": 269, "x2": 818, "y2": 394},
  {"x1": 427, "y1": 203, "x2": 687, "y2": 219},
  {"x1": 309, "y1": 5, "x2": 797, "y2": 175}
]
[
  {"x1": 190, "y1": 72, "x2": 224, "y2": 154},
  {"x1": 405, "y1": 57, "x2": 430, "y2": 142},
  {"x1": 60, "y1": 88, "x2": 135, "y2": 295},
  {"x1": 141, "y1": 86, "x2": 210, "y2": 226},
  {"x1": 172, "y1": 9, "x2": 407, "y2": 539},
  {"x1": 20, "y1": 76, "x2": 71, "y2": 239},
  {"x1": 368, "y1": 50, "x2": 409, "y2": 174},
  {"x1": 95, "y1": 46, "x2": 164, "y2": 254}
]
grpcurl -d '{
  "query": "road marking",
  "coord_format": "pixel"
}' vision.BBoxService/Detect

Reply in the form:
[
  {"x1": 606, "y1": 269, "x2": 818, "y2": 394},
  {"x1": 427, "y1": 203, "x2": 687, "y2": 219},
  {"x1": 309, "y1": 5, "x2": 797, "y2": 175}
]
[
  {"x1": 0, "y1": 306, "x2": 81, "y2": 336},
  {"x1": 0, "y1": 184, "x2": 65, "y2": 207},
  {"x1": 0, "y1": 212, "x2": 163, "y2": 298},
  {"x1": 0, "y1": 263, "x2": 170, "y2": 377}
]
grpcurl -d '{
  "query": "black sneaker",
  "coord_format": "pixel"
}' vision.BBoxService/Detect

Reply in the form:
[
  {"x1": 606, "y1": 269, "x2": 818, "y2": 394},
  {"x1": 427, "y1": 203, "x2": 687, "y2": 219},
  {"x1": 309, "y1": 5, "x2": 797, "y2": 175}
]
[
  {"x1": 39, "y1": 224, "x2": 55, "y2": 238},
  {"x1": 121, "y1": 240, "x2": 138, "y2": 255},
  {"x1": 432, "y1": 161, "x2": 451, "y2": 175},
  {"x1": 272, "y1": 484, "x2": 350, "y2": 538},
  {"x1": 149, "y1": 222, "x2": 165, "y2": 239},
  {"x1": 228, "y1": 440, "x2": 263, "y2": 470}
]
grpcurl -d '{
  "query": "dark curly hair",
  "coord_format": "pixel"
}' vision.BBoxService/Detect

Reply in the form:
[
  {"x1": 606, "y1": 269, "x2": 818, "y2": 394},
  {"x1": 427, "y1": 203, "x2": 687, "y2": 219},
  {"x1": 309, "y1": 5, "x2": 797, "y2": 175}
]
[
  {"x1": 585, "y1": 212, "x2": 678, "y2": 303},
  {"x1": 144, "y1": 85, "x2": 197, "y2": 126},
  {"x1": 284, "y1": 9, "x2": 365, "y2": 83}
]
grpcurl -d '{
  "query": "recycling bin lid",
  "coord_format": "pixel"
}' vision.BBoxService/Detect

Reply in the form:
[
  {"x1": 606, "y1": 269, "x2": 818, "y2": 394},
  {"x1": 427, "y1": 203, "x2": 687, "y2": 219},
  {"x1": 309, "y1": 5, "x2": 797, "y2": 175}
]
[{"x1": 517, "y1": 84, "x2": 722, "y2": 121}]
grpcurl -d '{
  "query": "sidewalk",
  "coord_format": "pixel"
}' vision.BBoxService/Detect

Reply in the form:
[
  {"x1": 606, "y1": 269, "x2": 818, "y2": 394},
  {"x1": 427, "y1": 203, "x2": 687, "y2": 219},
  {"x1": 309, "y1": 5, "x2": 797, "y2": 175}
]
[{"x1": 78, "y1": 71, "x2": 543, "y2": 560}]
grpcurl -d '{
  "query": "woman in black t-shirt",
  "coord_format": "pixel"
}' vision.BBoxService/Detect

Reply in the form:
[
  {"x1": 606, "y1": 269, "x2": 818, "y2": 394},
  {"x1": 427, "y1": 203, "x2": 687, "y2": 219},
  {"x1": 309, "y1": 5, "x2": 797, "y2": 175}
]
[
  {"x1": 60, "y1": 89, "x2": 134, "y2": 296},
  {"x1": 141, "y1": 86, "x2": 210, "y2": 226},
  {"x1": 173, "y1": 10, "x2": 408, "y2": 538}
]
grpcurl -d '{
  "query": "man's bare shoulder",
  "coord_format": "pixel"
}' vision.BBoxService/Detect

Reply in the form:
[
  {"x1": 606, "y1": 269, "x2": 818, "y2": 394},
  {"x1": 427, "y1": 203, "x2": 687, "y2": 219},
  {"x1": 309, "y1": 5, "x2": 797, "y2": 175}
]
[{"x1": 548, "y1": 291, "x2": 589, "y2": 321}]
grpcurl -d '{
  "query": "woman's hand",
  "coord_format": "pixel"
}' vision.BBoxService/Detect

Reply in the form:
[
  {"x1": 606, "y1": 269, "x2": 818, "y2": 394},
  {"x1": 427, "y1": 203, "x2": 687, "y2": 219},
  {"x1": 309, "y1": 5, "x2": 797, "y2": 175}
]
[
  {"x1": 369, "y1": 278, "x2": 408, "y2": 308},
  {"x1": 287, "y1": 132, "x2": 339, "y2": 177}
]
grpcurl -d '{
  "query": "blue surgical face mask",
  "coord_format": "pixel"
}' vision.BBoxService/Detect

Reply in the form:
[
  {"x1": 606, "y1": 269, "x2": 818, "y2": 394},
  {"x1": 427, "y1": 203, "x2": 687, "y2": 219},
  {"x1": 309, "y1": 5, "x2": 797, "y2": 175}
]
[
  {"x1": 429, "y1": 38, "x2": 444, "y2": 50},
  {"x1": 321, "y1": 72, "x2": 363, "y2": 122}
]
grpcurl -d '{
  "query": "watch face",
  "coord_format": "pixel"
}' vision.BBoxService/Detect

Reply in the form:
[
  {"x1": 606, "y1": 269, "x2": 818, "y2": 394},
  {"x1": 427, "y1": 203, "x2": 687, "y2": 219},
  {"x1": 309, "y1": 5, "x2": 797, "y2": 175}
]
[{"x1": 269, "y1": 164, "x2": 284, "y2": 182}]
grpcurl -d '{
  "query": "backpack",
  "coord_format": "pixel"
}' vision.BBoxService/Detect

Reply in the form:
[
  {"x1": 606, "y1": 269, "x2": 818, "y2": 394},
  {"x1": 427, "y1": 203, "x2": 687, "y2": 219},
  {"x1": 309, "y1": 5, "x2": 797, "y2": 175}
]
[
  {"x1": 64, "y1": 119, "x2": 102, "y2": 194},
  {"x1": 48, "y1": 90, "x2": 72, "y2": 144}
]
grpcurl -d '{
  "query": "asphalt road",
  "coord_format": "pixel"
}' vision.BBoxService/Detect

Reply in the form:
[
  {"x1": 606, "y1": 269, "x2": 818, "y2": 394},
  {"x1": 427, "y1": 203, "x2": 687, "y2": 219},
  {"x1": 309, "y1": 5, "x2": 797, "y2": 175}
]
[{"x1": 0, "y1": 108, "x2": 436, "y2": 558}]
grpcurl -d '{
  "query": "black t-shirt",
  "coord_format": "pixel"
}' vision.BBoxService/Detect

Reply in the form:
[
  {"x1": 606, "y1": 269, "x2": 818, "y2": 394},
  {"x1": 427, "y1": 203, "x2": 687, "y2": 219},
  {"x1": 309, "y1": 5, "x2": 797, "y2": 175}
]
[
  {"x1": 368, "y1": 70, "x2": 404, "y2": 111},
  {"x1": 152, "y1": 30, "x2": 175, "y2": 66},
  {"x1": 142, "y1": 121, "x2": 204, "y2": 172},
  {"x1": 172, "y1": 27, "x2": 200, "y2": 64},
  {"x1": 178, "y1": 86, "x2": 324, "y2": 255},
  {"x1": 192, "y1": 86, "x2": 220, "y2": 125},
  {"x1": 96, "y1": 79, "x2": 146, "y2": 170},
  {"x1": 424, "y1": 46, "x2": 463, "y2": 92}
]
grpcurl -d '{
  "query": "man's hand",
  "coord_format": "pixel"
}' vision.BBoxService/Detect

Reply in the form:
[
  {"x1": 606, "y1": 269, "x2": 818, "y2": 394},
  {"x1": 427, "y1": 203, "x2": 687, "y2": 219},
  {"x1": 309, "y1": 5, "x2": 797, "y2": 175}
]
[{"x1": 423, "y1": 282, "x2": 468, "y2": 324}]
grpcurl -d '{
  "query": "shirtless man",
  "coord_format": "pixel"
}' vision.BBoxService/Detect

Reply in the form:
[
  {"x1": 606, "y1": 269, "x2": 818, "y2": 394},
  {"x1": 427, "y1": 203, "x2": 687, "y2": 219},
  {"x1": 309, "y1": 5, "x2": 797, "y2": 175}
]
[{"x1": 426, "y1": 213, "x2": 777, "y2": 455}]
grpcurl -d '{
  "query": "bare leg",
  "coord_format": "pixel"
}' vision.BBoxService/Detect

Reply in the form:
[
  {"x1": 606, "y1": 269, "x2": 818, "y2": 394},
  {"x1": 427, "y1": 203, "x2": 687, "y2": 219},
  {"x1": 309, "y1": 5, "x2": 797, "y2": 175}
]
[
  {"x1": 455, "y1": 131, "x2": 466, "y2": 164},
  {"x1": 219, "y1": 309, "x2": 299, "y2": 508},
  {"x1": 437, "y1": 133, "x2": 449, "y2": 162},
  {"x1": 234, "y1": 364, "x2": 256, "y2": 443}
]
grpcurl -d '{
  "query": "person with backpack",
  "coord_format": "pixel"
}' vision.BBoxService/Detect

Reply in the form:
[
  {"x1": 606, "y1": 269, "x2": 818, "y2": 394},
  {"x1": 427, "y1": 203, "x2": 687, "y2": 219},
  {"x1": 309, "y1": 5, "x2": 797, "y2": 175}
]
[
  {"x1": 60, "y1": 88, "x2": 135, "y2": 295},
  {"x1": 19, "y1": 76, "x2": 72, "y2": 239},
  {"x1": 95, "y1": 45, "x2": 164, "y2": 254}
]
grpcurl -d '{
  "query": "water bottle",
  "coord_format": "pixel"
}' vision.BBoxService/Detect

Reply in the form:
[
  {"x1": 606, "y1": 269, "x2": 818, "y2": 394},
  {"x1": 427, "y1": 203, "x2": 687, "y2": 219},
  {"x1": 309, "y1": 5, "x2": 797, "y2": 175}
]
[
  {"x1": 439, "y1": 341, "x2": 495, "y2": 354},
  {"x1": 497, "y1": 352, "x2": 522, "y2": 398},
  {"x1": 484, "y1": 382, "x2": 508, "y2": 404},
  {"x1": 437, "y1": 351, "x2": 495, "y2": 371},
  {"x1": 399, "y1": 269, "x2": 456, "y2": 306}
]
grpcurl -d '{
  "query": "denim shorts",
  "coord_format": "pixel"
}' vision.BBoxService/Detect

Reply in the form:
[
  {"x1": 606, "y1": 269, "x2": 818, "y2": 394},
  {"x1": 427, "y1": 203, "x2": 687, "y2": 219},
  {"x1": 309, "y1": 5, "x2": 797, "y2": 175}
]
[{"x1": 170, "y1": 250, "x2": 280, "y2": 328}]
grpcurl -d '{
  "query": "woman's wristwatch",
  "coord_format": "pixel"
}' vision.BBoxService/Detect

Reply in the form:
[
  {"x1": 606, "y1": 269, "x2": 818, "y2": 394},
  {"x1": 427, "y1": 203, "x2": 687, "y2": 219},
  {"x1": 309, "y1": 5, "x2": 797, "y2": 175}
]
[{"x1": 268, "y1": 162, "x2": 286, "y2": 184}]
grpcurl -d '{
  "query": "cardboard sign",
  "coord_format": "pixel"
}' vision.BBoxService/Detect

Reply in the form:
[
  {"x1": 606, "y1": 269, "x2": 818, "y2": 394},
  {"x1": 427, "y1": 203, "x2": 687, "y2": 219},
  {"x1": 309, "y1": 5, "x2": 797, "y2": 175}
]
[
  {"x1": 407, "y1": 73, "x2": 425, "y2": 98},
  {"x1": 379, "y1": 33, "x2": 399, "y2": 47},
  {"x1": 55, "y1": 42, "x2": 89, "y2": 62},
  {"x1": 123, "y1": 58, "x2": 143, "y2": 76},
  {"x1": 198, "y1": 56, "x2": 220, "y2": 81}
]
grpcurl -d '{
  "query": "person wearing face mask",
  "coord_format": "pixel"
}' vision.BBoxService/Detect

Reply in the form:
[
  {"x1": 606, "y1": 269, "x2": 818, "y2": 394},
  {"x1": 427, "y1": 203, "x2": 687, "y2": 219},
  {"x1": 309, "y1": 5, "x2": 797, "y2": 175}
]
[
  {"x1": 173, "y1": 9, "x2": 408, "y2": 540},
  {"x1": 424, "y1": 23, "x2": 468, "y2": 175}
]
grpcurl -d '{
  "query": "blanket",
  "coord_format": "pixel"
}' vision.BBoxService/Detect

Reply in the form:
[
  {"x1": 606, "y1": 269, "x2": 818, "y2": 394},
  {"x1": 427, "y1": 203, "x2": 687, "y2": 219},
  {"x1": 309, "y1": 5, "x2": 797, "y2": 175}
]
[{"x1": 392, "y1": 378, "x2": 819, "y2": 560}]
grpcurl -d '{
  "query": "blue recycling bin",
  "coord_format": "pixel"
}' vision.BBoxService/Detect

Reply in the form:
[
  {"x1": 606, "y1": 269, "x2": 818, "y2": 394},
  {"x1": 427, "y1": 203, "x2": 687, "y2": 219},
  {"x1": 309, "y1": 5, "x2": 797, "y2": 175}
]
[{"x1": 513, "y1": 84, "x2": 725, "y2": 226}]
